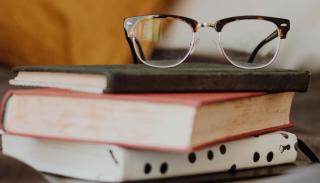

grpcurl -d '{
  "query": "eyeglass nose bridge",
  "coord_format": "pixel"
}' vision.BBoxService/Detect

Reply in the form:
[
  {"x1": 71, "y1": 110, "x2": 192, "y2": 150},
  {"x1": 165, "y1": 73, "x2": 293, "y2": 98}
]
[{"x1": 197, "y1": 22, "x2": 216, "y2": 31}]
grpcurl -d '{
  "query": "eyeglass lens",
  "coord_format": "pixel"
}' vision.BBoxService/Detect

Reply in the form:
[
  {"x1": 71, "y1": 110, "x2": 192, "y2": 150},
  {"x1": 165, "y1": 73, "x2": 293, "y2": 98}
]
[
  {"x1": 132, "y1": 17, "x2": 194, "y2": 67},
  {"x1": 220, "y1": 19, "x2": 280, "y2": 68}
]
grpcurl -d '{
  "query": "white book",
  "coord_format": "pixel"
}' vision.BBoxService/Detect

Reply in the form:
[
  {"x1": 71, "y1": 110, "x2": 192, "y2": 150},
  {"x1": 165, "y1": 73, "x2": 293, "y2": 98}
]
[{"x1": 2, "y1": 131, "x2": 297, "y2": 182}]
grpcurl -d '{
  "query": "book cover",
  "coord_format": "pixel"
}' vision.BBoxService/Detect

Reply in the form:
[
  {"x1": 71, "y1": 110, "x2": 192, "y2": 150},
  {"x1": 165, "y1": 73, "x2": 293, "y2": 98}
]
[
  {"x1": 10, "y1": 63, "x2": 310, "y2": 93},
  {"x1": 2, "y1": 131, "x2": 298, "y2": 182},
  {"x1": 0, "y1": 88, "x2": 294, "y2": 151}
]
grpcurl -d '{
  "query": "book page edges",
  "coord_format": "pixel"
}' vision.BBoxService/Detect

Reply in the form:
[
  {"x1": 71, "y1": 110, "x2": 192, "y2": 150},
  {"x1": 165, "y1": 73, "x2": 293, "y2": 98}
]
[
  {"x1": 3, "y1": 94, "x2": 195, "y2": 151},
  {"x1": 10, "y1": 71, "x2": 107, "y2": 93},
  {"x1": 2, "y1": 134, "x2": 126, "y2": 182}
]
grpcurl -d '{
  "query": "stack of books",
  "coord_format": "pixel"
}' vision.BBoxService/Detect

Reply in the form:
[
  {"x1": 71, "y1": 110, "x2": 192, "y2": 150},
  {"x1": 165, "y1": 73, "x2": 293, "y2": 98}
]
[{"x1": 0, "y1": 63, "x2": 309, "y2": 182}]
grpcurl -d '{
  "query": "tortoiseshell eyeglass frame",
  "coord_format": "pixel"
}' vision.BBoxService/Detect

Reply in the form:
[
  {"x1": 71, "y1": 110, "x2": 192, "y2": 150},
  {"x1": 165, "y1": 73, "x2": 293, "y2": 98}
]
[{"x1": 123, "y1": 14, "x2": 290, "y2": 69}]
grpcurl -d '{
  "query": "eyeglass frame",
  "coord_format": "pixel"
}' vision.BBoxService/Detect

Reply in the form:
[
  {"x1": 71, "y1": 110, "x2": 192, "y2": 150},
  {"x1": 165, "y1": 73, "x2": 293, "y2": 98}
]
[{"x1": 123, "y1": 14, "x2": 290, "y2": 69}]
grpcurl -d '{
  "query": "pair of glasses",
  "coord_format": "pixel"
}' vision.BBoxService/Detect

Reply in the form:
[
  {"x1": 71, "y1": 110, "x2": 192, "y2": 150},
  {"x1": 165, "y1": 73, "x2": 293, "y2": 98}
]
[{"x1": 124, "y1": 14, "x2": 290, "y2": 69}]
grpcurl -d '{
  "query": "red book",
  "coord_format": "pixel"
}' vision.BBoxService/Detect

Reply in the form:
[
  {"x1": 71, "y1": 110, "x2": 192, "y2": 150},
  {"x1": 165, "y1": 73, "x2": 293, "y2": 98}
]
[{"x1": 0, "y1": 89, "x2": 294, "y2": 152}]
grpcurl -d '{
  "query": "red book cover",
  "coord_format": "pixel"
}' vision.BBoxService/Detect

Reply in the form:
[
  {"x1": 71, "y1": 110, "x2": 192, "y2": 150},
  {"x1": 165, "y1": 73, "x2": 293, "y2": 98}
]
[{"x1": 0, "y1": 89, "x2": 292, "y2": 152}]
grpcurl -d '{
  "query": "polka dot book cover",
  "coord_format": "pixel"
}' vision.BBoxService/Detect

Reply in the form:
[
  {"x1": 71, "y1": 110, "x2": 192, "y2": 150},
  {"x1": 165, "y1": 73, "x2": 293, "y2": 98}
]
[{"x1": 2, "y1": 131, "x2": 297, "y2": 182}]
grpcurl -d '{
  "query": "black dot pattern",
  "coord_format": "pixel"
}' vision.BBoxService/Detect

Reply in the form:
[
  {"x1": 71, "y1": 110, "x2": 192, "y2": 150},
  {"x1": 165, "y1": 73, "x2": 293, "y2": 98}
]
[
  {"x1": 188, "y1": 152, "x2": 196, "y2": 163},
  {"x1": 160, "y1": 162, "x2": 168, "y2": 174},
  {"x1": 220, "y1": 145, "x2": 226, "y2": 154},
  {"x1": 144, "y1": 163, "x2": 152, "y2": 174},
  {"x1": 280, "y1": 133, "x2": 289, "y2": 139},
  {"x1": 207, "y1": 150, "x2": 214, "y2": 160},
  {"x1": 267, "y1": 151, "x2": 274, "y2": 162},
  {"x1": 228, "y1": 164, "x2": 237, "y2": 173},
  {"x1": 253, "y1": 152, "x2": 260, "y2": 162},
  {"x1": 141, "y1": 133, "x2": 293, "y2": 176},
  {"x1": 294, "y1": 142, "x2": 298, "y2": 151}
]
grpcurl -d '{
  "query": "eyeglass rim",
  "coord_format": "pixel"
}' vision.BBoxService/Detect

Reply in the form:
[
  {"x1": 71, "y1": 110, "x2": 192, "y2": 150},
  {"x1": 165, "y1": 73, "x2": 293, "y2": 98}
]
[{"x1": 124, "y1": 14, "x2": 290, "y2": 38}]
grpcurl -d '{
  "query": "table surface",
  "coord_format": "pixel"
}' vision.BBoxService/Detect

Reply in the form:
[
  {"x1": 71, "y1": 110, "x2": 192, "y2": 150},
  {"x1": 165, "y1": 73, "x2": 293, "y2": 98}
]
[{"x1": 0, "y1": 67, "x2": 319, "y2": 183}]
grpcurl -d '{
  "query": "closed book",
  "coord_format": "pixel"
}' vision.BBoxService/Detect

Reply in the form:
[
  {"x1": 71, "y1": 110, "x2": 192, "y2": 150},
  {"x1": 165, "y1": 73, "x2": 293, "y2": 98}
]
[
  {"x1": 9, "y1": 63, "x2": 310, "y2": 93},
  {"x1": 2, "y1": 131, "x2": 298, "y2": 182},
  {"x1": 0, "y1": 88, "x2": 294, "y2": 151}
]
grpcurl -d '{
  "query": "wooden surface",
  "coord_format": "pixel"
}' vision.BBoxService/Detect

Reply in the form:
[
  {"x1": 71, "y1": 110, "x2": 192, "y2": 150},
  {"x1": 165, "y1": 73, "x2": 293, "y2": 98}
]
[{"x1": 0, "y1": 66, "x2": 319, "y2": 182}]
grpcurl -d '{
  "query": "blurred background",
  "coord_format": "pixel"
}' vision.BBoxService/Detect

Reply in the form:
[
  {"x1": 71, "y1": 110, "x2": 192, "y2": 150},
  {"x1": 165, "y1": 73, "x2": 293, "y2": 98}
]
[
  {"x1": 0, "y1": 0, "x2": 319, "y2": 70},
  {"x1": 0, "y1": 0, "x2": 319, "y2": 181}
]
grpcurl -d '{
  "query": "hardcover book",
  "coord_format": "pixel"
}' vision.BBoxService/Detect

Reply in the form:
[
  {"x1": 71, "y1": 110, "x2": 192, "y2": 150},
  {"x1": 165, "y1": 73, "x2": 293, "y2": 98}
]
[
  {"x1": 2, "y1": 131, "x2": 298, "y2": 182},
  {"x1": 1, "y1": 88, "x2": 294, "y2": 151},
  {"x1": 9, "y1": 63, "x2": 310, "y2": 93}
]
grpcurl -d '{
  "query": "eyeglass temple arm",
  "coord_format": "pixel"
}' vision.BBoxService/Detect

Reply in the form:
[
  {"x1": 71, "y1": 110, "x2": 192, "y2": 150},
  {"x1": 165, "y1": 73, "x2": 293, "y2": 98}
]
[
  {"x1": 248, "y1": 30, "x2": 278, "y2": 63},
  {"x1": 124, "y1": 28, "x2": 145, "y2": 64}
]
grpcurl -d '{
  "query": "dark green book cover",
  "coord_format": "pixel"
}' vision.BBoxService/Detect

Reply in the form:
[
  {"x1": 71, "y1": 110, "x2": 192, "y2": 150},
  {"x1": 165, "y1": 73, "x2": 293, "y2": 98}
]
[{"x1": 12, "y1": 63, "x2": 310, "y2": 93}]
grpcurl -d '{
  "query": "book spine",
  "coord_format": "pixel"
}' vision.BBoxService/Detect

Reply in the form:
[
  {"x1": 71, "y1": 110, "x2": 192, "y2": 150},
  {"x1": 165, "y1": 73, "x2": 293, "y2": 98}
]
[
  {"x1": 105, "y1": 72, "x2": 310, "y2": 93},
  {"x1": 0, "y1": 90, "x2": 14, "y2": 130},
  {"x1": 121, "y1": 131, "x2": 297, "y2": 181}
]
